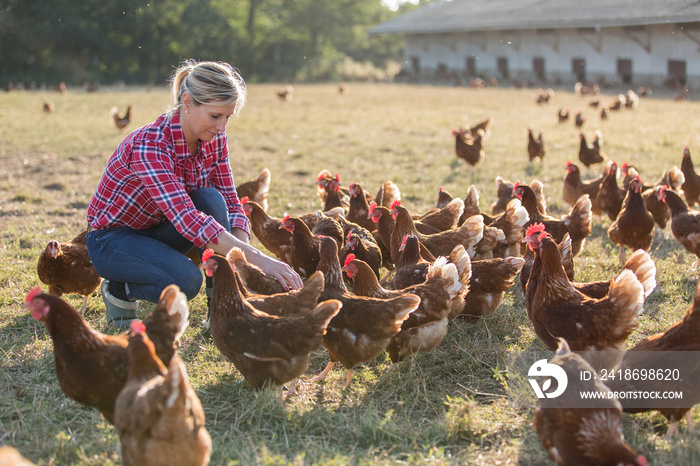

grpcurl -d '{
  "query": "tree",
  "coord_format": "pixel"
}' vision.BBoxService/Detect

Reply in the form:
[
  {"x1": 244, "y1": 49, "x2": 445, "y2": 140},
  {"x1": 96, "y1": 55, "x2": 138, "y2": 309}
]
[{"x1": 0, "y1": 0, "x2": 410, "y2": 86}]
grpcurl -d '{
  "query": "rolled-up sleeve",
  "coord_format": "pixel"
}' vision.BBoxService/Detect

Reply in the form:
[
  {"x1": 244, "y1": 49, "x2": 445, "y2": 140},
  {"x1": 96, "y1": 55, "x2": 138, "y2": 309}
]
[{"x1": 209, "y1": 143, "x2": 251, "y2": 239}]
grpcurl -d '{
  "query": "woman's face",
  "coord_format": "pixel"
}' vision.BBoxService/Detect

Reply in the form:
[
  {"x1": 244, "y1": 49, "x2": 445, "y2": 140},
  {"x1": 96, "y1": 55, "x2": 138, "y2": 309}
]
[{"x1": 181, "y1": 94, "x2": 236, "y2": 144}]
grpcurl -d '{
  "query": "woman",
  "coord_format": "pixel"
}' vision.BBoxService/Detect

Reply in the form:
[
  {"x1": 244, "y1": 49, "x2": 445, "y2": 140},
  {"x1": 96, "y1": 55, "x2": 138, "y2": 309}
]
[{"x1": 86, "y1": 60, "x2": 302, "y2": 328}]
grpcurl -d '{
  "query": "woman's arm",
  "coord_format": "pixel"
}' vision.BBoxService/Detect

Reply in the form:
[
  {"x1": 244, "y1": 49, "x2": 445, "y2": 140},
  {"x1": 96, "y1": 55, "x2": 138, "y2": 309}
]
[{"x1": 206, "y1": 228, "x2": 303, "y2": 290}]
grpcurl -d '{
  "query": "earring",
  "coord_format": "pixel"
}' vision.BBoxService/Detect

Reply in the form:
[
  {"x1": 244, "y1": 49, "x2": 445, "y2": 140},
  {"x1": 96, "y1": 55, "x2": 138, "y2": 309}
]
[{"x1": 185, "y1": 110, "x2": 188, "y2": 114}]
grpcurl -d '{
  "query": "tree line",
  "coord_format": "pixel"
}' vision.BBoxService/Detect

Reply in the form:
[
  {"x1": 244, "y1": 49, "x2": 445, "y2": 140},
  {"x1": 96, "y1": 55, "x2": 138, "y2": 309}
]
[{"x1": 0, "y1": 0, "x2": 431, "y2": 87}]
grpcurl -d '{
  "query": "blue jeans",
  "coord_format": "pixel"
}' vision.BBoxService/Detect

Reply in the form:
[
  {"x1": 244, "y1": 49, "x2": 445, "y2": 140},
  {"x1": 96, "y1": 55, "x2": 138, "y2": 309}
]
[{"x1": 86, "y1": 187, "x2": 230, "y2": 303}]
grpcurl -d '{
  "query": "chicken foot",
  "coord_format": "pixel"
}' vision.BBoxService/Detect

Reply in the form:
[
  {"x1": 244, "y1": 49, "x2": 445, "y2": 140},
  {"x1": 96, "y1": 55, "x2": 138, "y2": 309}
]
[
  {"x1": 311, "y1": 361, "x2": 336, "y2": 383},
  {"x1": 343, "y1": 368, "x2": 354, "y2": 389}
]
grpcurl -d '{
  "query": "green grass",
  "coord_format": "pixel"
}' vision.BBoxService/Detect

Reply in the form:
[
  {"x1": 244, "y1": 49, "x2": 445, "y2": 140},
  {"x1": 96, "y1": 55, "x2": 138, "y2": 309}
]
[{"x1": 1, "y1": 82, "x2": 699, "y2": 465}]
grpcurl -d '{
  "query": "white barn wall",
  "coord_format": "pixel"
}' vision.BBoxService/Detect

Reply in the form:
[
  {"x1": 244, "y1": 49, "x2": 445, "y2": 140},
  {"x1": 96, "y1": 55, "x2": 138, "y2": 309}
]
[{"x1": 403, "y1": 24, "x2": 700, "y2": 89}]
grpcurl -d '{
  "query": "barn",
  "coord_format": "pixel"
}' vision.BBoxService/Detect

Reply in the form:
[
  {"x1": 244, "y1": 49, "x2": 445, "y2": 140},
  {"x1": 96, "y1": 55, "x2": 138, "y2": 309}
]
[{"x1": 370, "y1": 0, "x2": 700, "y2": 90}]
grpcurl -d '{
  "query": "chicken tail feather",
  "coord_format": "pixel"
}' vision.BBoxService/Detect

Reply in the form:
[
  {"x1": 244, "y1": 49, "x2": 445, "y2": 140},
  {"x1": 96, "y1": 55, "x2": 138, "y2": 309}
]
[
  {"x1": 458, "y1": 214, "x2": 485, "y2": 256},
  {"x1": 448, "y1": 244, "x2": 472, "y2": 285},
  {"x1": 427, "y1": 258, "x2": 461, "y2": 298},
  {"x1": 622, "y1": 250, "x2": 657, "y2": 298},
  {"x1": 502, "y1": 198, "x2": 530, "y2": 243},
  {"x1": 563, "y1": 194, "x2": 593, "y2": 241},
  {"x1": 609, "y1": 269, "x2": 645, "y2": 333}
]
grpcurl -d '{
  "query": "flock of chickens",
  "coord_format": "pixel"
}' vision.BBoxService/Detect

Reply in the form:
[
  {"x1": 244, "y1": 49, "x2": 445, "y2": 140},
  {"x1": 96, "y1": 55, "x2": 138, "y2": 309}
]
[{"x1": 26, "y1": 86, "x2": 700, "y2": 465}]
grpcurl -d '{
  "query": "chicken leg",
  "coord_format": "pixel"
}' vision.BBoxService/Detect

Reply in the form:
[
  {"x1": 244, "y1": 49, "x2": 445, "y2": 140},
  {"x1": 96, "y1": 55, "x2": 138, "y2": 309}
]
[
  {"x1": 344, "y1": 368, "x2": 354, "y2": 388},
  {"x1": 686, "y1": 411, "x2": 696, "y2": 433},
  {"x1": 311, "y1": 361, "x2": 336, "y2": 383},
  {"x1": 79, "y1": 295, "x2": 89, "y2": 313},
  {"x1": 666, "y1": 421, "x2": 677, "y2": 440}
]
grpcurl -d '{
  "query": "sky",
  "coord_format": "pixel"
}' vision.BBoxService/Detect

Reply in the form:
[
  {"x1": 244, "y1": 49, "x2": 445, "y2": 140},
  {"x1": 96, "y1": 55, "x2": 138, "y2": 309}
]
[{"x1": 381, "y1": 0, "x2": 419, "y2": 11}]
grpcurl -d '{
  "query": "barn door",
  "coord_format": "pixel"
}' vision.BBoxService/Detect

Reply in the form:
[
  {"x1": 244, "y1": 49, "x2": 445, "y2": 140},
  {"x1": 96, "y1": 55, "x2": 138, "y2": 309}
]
[
  {"x1": 533, "y1": 57, "x2": 545, "y2": 81},
  {"x1": 497, "y1": 57, "x2": 509, "y2": 79},
  {"x1": 466, "y1": 57, "x2": 476, "y2": 77},
  {"x1": 572, "y1": 58, "x2": 586, "y2": 82},
  {"x1": 411, "y1": 56, "x2": 421, "y2": 75},
  {"x1": 617, "y1": 59, "x2": 632, "y2": 84},
  {"x1": 668, "y1": 60, "x2": 687, "y2": 86}
]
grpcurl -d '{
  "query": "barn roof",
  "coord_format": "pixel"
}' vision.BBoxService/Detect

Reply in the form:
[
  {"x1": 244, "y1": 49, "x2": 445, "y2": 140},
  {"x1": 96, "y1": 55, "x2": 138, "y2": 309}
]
[{"x1": 369, "y1": 0, "x2": 700, "y2": 35}]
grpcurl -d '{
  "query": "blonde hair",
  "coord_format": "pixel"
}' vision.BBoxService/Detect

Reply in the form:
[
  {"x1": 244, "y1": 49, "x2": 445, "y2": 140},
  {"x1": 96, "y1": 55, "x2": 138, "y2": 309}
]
[{"x1": 171, "y1": 59, "x2": 247, "y2": 115}]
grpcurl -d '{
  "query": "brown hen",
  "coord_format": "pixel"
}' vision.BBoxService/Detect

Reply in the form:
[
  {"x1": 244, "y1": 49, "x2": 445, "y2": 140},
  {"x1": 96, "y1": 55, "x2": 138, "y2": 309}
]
[
  {"x1": 114, "y1": 322, "x2": 211, "y2": 466},
  {"x1": 527, "y1": 128, "x2": 545, "y2": 161},
  {"x1": 663, "y1": 188, "x2": 700, "y2": 267},
  {"x1": 390, "y1": 201, "x2": 484, "y2": 263},
  {"x1": 25, "y1": 285, "x2": 189, "y2": 424},
  {"x1": 523, "y1": 229, "x2": 647, "y2": 371},
  {"x1": 608, "y1": 176, "x2": 655, "y2": 262},
  {"x1": 562, "y1": 161, "x2": 605, "y2": 208},
  {"x1": 279, "y1": 215, "x2": 321, "y2": 277},
  {"x1": 514, "y1": 183, "x2": 592, "y2": 256},
  {"x1": 241, "y1": 198, "x2": 293, "y2": 265},
  {"x1": 607, "y1": 278, "x2": 700, "y2": 439},
  {"x1": 453, "y1": 128, "x2": 485, "y2": 166},
  {"x1": 578, "y1": 131, "x2": 606, "y2": 168},
  {"x1": 202, "y1": 251, "x2": 341, "y2": 390},
  {"x1": 681, "y1": 146, "x2": 700, "y2": 207},
  {"x1": 343, "y1": 248, "x2": 468, "y2": 362},
  {"x1": 111, "y1": 104, "x2": 132, "y2": 132},
  {"x1": 594, "y1": 160, "x2": 632, "y2": 221},
  {"x1": 314, "y1": 237, "x2": 420, "y2": 386},
  {"x1": 521, "y1": 225, "x2": 656, "y2": 301},
  {"x1": 37, "y1": 229, "x2": 101, "y2": 312},
  {"x1": 459, "y1": 256, "x2": 524, "y2": 322},
  {"x1": 393, "y1": 234, "x2": 435, "y2": 289},
  {"x1": 236, "y1": 167, "x2": 271, "y2": 212},
  {"x1": 533, "y1": 339, "x2": 647, "y2": 466}
]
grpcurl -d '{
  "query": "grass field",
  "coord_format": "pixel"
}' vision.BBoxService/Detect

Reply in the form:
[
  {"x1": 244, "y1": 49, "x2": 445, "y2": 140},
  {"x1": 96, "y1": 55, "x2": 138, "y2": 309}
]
[{"x1": 2, "y1": 81, "x2": 700, "y2": 465}]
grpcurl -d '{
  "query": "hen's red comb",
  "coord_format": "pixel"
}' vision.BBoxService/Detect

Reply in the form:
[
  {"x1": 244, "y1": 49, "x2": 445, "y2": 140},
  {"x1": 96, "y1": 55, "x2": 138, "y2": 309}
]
[
  {"x1": 202, "y1": 249, "x2": 215, "y2": 262},
  {"x1": 512, "y1": 181, "x2": 520, "y2": 191},
  {"x1": 344, "y1": 254, "x2": 356, "y2": 266},
  {"x1": 621, "y1": 162, "x2": 628, "y2": 170},
  {"x1": 26, "y1": 287, "x2": 42, "y2": 304},
  {"x1": 368, "y1": 202, "x2": 377, "y2": 214},
  {"x1": 346, "y1": 231, "x2": 353, "y2": 241},
  {"x1": 240, "y1": 196, "x2": 249, "y2": 204},
  {"x1": 390, "y1": 200, "x2": 401, "y2": 210},
  {"x1": 401, "y1": 234, "x2": 409, "y2": 245},
  {"x1": 282, "y1": 214, "x2": 291, "y2": 223},
  {"x1": 316, "y1": 173, "x2": 326, "y2": 181},
  {"x1": 335, "y1": 173, "x2": 340, "y2": 182},
  {"x1": 525, "y1": 223, "x2": 546, "y2": 238},
  {"x1": 439, "y1": 186, "x2": 443, "y2": 192},
  {"x1": 130, "y1": 320, "x2": 146, "y2": 335},
  {"x1": 565, "y1": 160, "x2": 572, "y2": 167}
]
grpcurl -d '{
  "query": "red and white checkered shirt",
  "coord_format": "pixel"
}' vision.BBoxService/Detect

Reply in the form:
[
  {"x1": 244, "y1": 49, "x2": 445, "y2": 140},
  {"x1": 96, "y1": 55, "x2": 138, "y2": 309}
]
[{"x1": 87, "y1": 110, "x2": 250, "y2": 248}]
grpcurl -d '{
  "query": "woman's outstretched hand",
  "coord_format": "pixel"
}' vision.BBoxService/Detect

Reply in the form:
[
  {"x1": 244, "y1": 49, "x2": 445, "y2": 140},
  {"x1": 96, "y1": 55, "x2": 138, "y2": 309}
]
[
  {"x1": 208, "y1": 229, "x2": 303, "y2": 290},
  {"x1": 246, "y1": 252, "x2": 303, "y2": 291}
]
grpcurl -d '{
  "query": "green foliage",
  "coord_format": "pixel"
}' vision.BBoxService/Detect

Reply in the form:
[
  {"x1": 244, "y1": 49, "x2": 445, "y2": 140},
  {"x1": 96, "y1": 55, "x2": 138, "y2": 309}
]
[
  {"x1": 2, "y1": 83, "x2": 700, "y2": 464},
  {"x1": 0, "y1": 0, "x2": 405, "y2": 86}
]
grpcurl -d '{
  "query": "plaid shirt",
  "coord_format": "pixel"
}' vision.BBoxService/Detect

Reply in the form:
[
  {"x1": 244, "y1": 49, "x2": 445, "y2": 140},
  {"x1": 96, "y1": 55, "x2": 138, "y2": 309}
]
[{"x1": 87, "y1": 110, "x2": 250, "y2": 248}]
